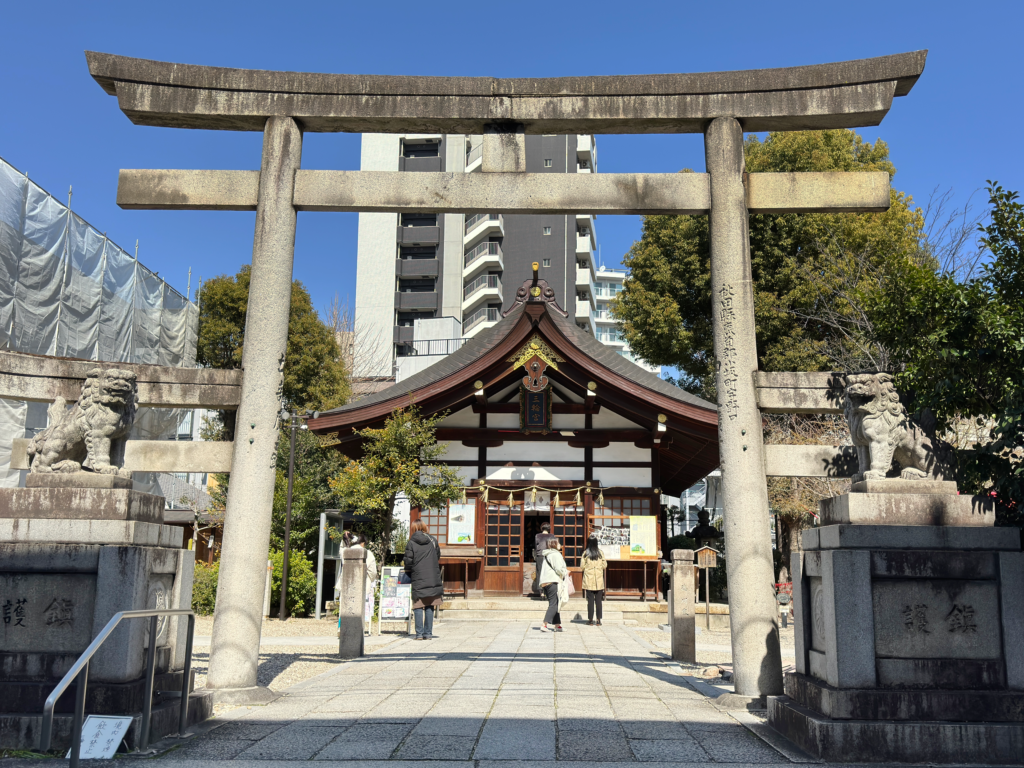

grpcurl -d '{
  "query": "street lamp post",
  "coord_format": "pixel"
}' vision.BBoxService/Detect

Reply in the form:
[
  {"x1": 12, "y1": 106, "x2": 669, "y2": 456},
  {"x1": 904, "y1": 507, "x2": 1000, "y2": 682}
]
[{"x1": 277, "y1": 407, "x2": 318, "y2": 621}]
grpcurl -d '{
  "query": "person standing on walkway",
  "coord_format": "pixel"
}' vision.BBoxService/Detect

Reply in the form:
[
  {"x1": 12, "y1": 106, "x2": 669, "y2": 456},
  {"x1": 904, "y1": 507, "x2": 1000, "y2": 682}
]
[
  {"x1": 342, "y1": 532, "x2": 378, "y2": 636},
  {"x1": 533, "y1": 522, "x2": 554, "y2": 595},
  {"x1": 537, "y1": 537, "x2": 568, "y2": 632},
  {"x1": 581, "y1": 533, "x2": 608, "y2": 626},
  {"x1": 404, "y1": 519, "x2": 443, "y2": 640}
]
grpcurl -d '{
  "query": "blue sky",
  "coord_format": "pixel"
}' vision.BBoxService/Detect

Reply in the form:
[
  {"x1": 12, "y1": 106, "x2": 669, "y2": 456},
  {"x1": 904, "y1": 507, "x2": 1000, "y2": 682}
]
[{"x1": 1, "y1": 0, "x2": 1020, "y2": 315}]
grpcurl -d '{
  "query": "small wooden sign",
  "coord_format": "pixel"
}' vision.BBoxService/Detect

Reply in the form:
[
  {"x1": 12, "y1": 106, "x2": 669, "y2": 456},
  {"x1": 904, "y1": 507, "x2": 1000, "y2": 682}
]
[{"x1": 696, "y1": 546, "x2": 719, "y2": 569}]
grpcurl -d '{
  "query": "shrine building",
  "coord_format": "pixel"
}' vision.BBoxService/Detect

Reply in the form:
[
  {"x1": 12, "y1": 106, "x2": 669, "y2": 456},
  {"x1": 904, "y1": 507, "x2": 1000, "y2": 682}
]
[{"x1": 309, "y1": 268, "x2": 719, "y2": 598}]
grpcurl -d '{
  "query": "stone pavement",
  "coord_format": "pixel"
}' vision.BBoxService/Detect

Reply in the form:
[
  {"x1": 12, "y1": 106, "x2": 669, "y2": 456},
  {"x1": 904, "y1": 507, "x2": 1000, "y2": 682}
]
[{"x1": 157, "y1": 619, "x2": 801, "y2": 765}]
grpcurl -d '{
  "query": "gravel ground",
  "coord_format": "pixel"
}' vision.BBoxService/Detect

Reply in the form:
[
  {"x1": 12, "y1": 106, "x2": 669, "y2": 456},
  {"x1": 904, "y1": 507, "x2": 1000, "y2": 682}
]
[
  {"x1": 633, "y1": 622, "x2": 797, "y2": 671},
  {"x1": 191, "y1": 617, "x2": 406, "y2": 716},
  {"x1": 193, "y1": 615, "x2": 341, "y2": 637}
]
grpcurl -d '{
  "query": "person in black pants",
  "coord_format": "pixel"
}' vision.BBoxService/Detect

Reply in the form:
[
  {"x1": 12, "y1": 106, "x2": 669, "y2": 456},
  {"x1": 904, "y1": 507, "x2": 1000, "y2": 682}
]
[
  {"x1": 533, "y1": 522, "x2": 554, "y2": 595},
  {"x1": 536, "y1": 537, "x2": 567, "y2": 632},
  {"x1": 581, "y1": 533, "x2": 608, "y2": 626}
]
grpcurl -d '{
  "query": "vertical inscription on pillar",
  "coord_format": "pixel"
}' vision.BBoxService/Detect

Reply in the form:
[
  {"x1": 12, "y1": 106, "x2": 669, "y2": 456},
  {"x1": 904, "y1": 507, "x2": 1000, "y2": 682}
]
[{"x1": 716, "y1": 285, "x2": 739, "y2": 421}]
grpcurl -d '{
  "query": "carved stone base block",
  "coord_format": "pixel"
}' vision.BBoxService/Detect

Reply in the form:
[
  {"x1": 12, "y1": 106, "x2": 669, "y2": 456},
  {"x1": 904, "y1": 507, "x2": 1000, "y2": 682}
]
[
  {"x1": 819, "y1": 491, "x2": 994, "y2": 527},
  {"x1": 0, "y1": 487, "x2": 164, "y2": 522},
  {"x1": 0, "y1": 486, "x2": 201, "y2": 749},
  {"x1": 767, "y1": 514, "x2": 1024, "y2": 763}
]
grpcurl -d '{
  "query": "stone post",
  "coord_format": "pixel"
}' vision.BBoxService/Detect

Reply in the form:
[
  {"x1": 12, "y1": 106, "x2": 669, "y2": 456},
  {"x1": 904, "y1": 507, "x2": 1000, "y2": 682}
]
[
  {"x1": 670, "y1": 549, "x2": 696, "y2": 663},
  {"x1": 704, "y1": 117, "x2": 783, "y2": 700},
  {"x1": 207, "y1": 116, "x2": 302, "y2": 699},
  {"x1": 338, "y1": 547, "x2": 368, "y2": 659}
]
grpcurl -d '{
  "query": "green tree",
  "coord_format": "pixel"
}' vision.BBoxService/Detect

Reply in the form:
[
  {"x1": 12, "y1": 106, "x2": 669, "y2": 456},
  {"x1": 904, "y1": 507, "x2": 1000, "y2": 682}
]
[
  {"x1": 329, "y1": 406, "x2": 465, "y2": 566},
  {"x1": 871, "y1": 183, "x2": 1024, "y2": 523},
  {"x1": 269, "y1": 549, "x2": 318, "y2": 616},
  {"x1": 270, "y1": 428, "x2": 349, "y2": 559},
  {"x1": 191, "y1": 561, "x2": 220, "y2": 616},
  {"x1": 196, "y1": 265, "x2": 349, "y2": 426},
  {"x1": 614, "y1": 129, "x2": 926, "y2": 399}
]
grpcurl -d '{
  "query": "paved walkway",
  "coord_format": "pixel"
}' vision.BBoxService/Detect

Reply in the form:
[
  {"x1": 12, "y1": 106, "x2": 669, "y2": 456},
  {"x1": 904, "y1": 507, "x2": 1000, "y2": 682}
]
[{"x1": 162, "y1": 620, "x2": 800, "y2": 765}]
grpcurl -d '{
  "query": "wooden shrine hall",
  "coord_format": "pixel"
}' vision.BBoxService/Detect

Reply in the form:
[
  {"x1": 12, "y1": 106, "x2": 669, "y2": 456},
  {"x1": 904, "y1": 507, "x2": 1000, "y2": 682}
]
[{"x1": 309, "y1": 269, "x2": 719, "y2": 598}]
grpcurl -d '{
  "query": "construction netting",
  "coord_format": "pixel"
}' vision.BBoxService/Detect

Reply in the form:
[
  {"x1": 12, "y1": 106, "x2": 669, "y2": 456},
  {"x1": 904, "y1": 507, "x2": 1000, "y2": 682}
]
[{"x1": 0, "y1": 156, "x2": 200, "y2": 488}]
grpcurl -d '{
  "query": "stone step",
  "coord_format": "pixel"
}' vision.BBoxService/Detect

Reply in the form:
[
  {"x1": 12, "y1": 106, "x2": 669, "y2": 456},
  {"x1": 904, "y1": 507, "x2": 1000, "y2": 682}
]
[
  {"x1": 440, "y1": 609, "x2": 625, "y2": 623},
  {"x1": 442, "y1": 598, "x2": 663, "y2": 613}
]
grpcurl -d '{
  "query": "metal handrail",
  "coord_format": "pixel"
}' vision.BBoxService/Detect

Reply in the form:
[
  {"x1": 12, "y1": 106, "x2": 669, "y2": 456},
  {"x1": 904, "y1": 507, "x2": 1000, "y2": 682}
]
[
  {"x1": 464, "y1": 274, "x2": 501, "y2": 300},
  {"x1": 464, "y1": 241, "x2": 502, "y2": 269},
  {"x1": 464, "y1": 306, "x2": 500, "y2": 332},
  {"x1": 40, "y1": 608, "x2": 196, "y2": 768},
  {"x1": 465, "y1": 142, "x2": 483, "y2": 167},
  {"x1": 464, "y1": 212, "x2": 501, "y2": 234}
]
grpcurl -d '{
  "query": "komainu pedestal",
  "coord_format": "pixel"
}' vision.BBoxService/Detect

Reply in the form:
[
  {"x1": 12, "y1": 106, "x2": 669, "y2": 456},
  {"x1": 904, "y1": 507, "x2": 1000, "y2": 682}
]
[
  {"x1": 0, "y1": 475, "x2": 212, "y2": 750},
  {"x1": 767, "y1": 482, "x2": 1024, "y2": 763}
]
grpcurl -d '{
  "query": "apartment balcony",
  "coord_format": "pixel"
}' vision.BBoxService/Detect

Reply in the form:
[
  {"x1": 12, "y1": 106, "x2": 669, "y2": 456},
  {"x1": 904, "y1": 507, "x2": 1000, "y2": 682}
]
[
  {"x1": 394, "y1": 291, "x2": 438, "y2": 311},
  {"x1": 399, "y1": 156, "x2": 443, "y2": 173},
  {"x1": 464, "y1": 213, "x2": 504, "y2": 248},
  {"x1": 575, "y1": 298, "x2": 597, "y2": 336},
  {"x1": 594, "y1": 308, "x2": 617, "y2": 323},
  {"x1": 463, "y1": 306, "x2": 500, "y2": 337},
  {"x1": 395, "y1": 258, "x2": 439, "y2": 278},
  {"x1": 576, "y1": 234, "x2": 594, "y2": 262},
  {"x1": 576, "y1": 135, "x2": 596, "y2": 172},
  {"x1": 396, "y1": 225, "x2": 440, "y2": 246},
  {"x1": 462, "y1": 274, "x2": 502, "y2": 313},
  {"x1": 576, "y1": 214, "x2": 597, "y2": 248},
  {"x1": 596, "y1": 329, "x2": 626, "y2": 346},
  {"x1": 465, "y1": 141, "x2": 483, "y2": 173},
  {"x1": 575, "y1": 267, "x2": 596, "y2": 309},
  {"x1": 463, "y1": 242, "x2": 503, "y2": 280}
]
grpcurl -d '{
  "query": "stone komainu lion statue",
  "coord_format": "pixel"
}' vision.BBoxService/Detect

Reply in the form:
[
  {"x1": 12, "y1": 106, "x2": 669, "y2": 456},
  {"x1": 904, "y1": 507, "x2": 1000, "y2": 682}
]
[
  {"x1": 28, "y1": 368, "x2": 138, "y2": 478},
  {"x1": 844, "y1": 372, "x2": 955, "y2": 483}
]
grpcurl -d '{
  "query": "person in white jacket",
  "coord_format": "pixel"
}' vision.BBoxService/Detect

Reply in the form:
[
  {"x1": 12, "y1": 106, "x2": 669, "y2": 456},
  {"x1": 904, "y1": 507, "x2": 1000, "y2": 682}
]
[
  {"x1": 341, "y1": 532, "x2": 377, "y2": 635},
  {"x1": 537, "y1": 537, "x2": 568, "y2": 632}
]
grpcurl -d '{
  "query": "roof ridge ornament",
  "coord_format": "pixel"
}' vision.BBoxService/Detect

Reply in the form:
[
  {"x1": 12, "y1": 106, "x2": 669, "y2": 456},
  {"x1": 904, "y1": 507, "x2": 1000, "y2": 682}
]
[
  {"x1": 507, "y1": 334, "x2": 565, "y2": 373},
  {"x1": 503, "y1": 261, "x2": 569, "y2": 318}
]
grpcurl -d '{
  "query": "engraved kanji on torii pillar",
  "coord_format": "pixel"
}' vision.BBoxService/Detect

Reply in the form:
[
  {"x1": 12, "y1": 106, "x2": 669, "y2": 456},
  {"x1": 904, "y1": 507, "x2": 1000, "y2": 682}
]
[{"x1": 86, "y1": 49, "x2": 926, "y2": 701}]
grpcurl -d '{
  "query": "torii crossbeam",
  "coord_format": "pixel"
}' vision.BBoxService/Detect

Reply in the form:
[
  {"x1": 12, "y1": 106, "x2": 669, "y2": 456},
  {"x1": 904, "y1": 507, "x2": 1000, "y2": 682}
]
[{"x1": 87, "y1": 49, "x2": 926, "y2": 703}]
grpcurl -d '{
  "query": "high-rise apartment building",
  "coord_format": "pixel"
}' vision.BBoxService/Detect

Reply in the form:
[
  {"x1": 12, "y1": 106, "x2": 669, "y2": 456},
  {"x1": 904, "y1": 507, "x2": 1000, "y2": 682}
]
[
  {"x1": 353, "y1": 133, "x2": 604, "y2": 384},
  {"x1": 593, "y1": 266, "x2": 661, "y2": 375}
]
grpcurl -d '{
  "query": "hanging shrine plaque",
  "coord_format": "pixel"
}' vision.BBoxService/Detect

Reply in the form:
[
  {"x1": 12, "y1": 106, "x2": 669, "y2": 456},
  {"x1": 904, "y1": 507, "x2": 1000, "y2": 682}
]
[{"x1": 520, "y1": 385, "x2": 552, "y2": 434}]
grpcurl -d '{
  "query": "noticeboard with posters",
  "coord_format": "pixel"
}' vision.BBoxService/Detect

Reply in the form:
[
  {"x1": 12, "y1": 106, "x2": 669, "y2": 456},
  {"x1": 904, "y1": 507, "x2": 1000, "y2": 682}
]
[
  {"x1": 447, "y1": 503, "x2": 476, "y2": 545},
  {"x1": 593, "y1": 515, "x2": 658, "y2": 560},
  {"x1": 378, "y1": 566, "x2": 412, "y2": 619}
]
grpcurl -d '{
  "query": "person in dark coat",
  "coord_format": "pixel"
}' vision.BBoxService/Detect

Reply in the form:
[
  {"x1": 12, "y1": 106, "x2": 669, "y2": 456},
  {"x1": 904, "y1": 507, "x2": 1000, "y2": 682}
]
[{"x1": 404, "y1": 519, "x2": 443, "y2": 640}]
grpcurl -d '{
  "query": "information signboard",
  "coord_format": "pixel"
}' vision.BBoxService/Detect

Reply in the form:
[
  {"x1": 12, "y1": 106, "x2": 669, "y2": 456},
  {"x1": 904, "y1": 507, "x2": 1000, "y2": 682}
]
[
  {"x1": 378, "y1": 566, "x2": 411, "y2": 619},
  {"x1": 447, "y1": 503, "x2": 476, "y2": 545},
  {"x1": 67, "y1": 715, "x2": 132, "y2": 759},
  {"x1": 629, "y1": 516, "x2": 657, "y2": 558}
]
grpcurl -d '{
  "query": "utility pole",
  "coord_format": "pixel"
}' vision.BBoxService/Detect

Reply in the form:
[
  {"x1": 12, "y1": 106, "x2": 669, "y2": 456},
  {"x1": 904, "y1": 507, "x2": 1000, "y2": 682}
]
[
  {"x1": 278, "y1": 409, "x2": 298, "y2": 621},
  {"x1": 277, "y1": 406, "x2": 319, "y2": 620}
]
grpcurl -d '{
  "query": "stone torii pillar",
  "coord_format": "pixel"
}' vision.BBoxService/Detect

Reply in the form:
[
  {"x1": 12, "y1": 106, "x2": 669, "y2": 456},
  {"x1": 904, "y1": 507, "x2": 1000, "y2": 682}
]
[
  {"x1": 206, "y1": 117, "x2": 301, "y2": 700},
  {"x1": 705, "y1": 118, "x2": 782, "y2": 702}
]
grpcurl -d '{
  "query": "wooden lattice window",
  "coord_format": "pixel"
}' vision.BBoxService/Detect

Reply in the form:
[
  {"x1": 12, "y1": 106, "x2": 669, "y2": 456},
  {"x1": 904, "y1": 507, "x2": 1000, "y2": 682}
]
[
  {"x1": 418, "y1": 506, "x2": 448, "y2": 541},
  {"x1": 486, "y1": 503, "x2": 521, "y2": 567},
  {"x1": 604, "y1": 497, "x2": 652, "y2": 515},
  {"x1": 553, "y1": 504, "x2": 585, "y2": 567}
]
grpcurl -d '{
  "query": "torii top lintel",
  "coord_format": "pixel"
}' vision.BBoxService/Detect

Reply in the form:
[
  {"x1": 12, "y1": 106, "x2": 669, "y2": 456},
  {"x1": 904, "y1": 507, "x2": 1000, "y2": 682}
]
[{"x1": 85, "y1": 50, "x2": 926, "y2": 134}]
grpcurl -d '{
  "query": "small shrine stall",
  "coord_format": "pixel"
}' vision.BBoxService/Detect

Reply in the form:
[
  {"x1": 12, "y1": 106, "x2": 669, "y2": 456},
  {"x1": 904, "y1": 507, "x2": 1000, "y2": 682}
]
[{"x1": 309, "y1": 272, "x2": 720, "y2": 598}]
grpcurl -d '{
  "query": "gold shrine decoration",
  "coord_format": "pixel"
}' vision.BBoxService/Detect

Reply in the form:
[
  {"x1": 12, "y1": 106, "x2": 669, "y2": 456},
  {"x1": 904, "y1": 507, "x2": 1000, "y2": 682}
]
[{"x1": 507, "y1": 334, "x2": 564, "y2": 372}]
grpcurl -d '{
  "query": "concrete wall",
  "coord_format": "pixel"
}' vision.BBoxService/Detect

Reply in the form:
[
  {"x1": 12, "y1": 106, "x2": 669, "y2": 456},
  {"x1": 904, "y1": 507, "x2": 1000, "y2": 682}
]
[
  {"x1": 355, "y1": 134, "x2": 401, "y2": 377},
  {"x1": 442, "y1": 135, "x2": 467, "y2": 320}
]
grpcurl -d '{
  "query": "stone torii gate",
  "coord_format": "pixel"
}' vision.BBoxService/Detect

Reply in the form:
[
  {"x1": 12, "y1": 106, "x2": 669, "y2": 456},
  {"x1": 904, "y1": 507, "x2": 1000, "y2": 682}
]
[{"x1": 86, "y1": 50, "x2": 926, "y2": 702}]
